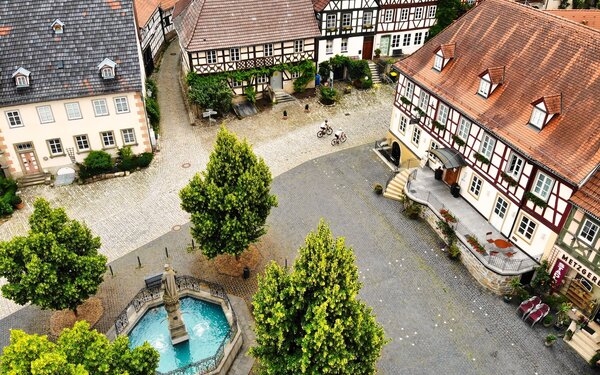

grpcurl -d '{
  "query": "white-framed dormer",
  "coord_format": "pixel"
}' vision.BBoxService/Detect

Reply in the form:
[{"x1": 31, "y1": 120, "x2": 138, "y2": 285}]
[
  {"x1": 97, "y1": 58, "x2": 117, "y2": 79},
  {"x1": 477, "y1": 66, "x2": 505, "y2": 98},
  {"x1": 432, "y1": 43, "x2": 455, "y2": 72},
  {"x1": 51, "y1": 19, "x2": 65, "y2": 34},
  {"x1": 12, "y1": 67, "x2": 31, "y2": 88},
  {"x1": 529, "y1": 94, "x2": 561, "y2": 131}
]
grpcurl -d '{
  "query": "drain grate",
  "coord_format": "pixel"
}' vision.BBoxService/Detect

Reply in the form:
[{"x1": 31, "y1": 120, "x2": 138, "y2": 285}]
[
  {"x1": 172, "y1": 225, "x2": 181, "y2": 231},
  {"x1": 181, "y1": 163, "x2": 191, "y2": 168}
]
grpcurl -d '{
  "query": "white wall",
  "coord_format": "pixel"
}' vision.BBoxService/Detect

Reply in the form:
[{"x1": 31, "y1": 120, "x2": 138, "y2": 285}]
[
  {"x1": 317, "y1": 36, "x2": 364, "y2": 64},
  {"x1": 374, "y1": 30, "x2": 427, "y2": 56}
]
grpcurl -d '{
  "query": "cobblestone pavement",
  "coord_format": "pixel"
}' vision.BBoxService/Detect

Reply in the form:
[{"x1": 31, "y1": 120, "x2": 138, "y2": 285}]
[
  {"x1": 0, "y1": 39, "x2": 394, "y2": 318},
  {"x1": 0, "y1": 144, "x2": 592, "y2": 374}
]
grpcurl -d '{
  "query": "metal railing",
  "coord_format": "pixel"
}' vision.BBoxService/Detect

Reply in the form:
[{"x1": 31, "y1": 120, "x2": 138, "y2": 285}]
[{"x1": 113, "y1": 276, "x2": 238, "y2": 375}]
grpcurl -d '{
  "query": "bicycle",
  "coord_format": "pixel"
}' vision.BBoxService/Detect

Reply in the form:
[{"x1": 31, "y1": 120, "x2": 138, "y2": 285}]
[
  {"x1": 331, "y1": 131, "x2": 347, "y2": 146},
  {"x1": 317, "y1": 121, "x2": 333, "y2": 138}
]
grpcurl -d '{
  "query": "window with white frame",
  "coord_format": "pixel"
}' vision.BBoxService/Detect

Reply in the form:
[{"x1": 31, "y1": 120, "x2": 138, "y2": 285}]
[
  {"x1": 114, "y1": 97, "x2": 129, "y2": 113},
  {"x1": 436, "y1": 103, "x2": 449, "y2": 125},
  {"x1": 506, "y1": 153, "x2": 524, "y2": 179},
  {"x1": 411, "y1": 127, "x2": 421, "y2": 145},
  {"x1": 401, "y1": 8, "x2": 409, "y2": 21},
  {"x1": 294, "y1": 40, "x2": 304, "y2": 53},
  {"x1": 92, "y1": 99, "x2": 109, "y2": 117},
  {"x1": 494, "y1": 197, "x2": 508, "y2": 218},
  {"x1": 433, "y1": 54, "x2": 443, "y2": 71},
  {"x1": 363, "y1": 11, "x2": 372, "y2": 26},
  {"x1": 415, "y1": 7, "x2": 423, "y2": 19},
  {"x1": 257, "y1": 75, "x2": 268, "y2": 84},
  {"x1": 231, "y1": 79, "x2": 243, "y2": 88},
  {"x1": 47, "y1": 138, "x2": 63, "y2": 156},
  {"x1": 230, "y1": 48, "x2": 240, "y2": 61},
  {"x1": 65, "y1": 102, "x2": 82, "y2": 120},
  {"x1": 579, "y1": 218, "x2": 599, "y2": 245},
  {"x1": 479, "y1": 134, "x2": 495, "y2": 159},
  {"x1": 405, "y1": 80, "x2": 414, "y2": 98},
  {"x1": 384, "y1": 9, "x2": 393, "y2": 22},
  {"x1": 15, "y1": 75, "x2": 29, "y2": 87},
  {"x1": 292, "y1": 71, "x2": 301, "y2": 79},
  {"x1": 517, "y1": 215, "x2": 537, "y2": 241},
  {"x1": 264, "y1": 44, "x2": 273, "y2": 57},
  {"x1": 418, "y1": 90, "x2": 429, "y2": 110},
  {"x1": 101, "y1": 131, "x2": 116, "y2": 148},
  {"x1": 428, "y1": 5, "x2": 437, "y2": 18},
  {"x1": 414, "y1": 32, "x2": 423, "y2": 45},
  {"x1": 532, "y1": 171, "x2": 554, "y2": 201},
  {"x1": 457, "y1": 118, "x2": 470, "y2": 140},
  {"x1": 326, "y1": 39, "x2": 334, "y2": 54},
  {"x1": 425, "y1": 31, "x2": 429, "y2": 40},
  {"x1": 342, "y1": 13, "x2": 351, "y2": 27},
  {"x1": 341, "y1": 38, "x2": 348, "y2": 52},
  {"x1": 469, "y1": 175, "x2": 483, "y2": 197},
  {"x1": 529, "y1": 107, "x2": 546, "y2": 129},
  {"x1": 403, "y1": 33, "x2": 411, "y2": 46},
  {"x1": 36, "y1": 106, "x2": 54, "y2": 123},
  {"x1": 399, "y1": 115, "x2": 408, "y2": 133},
  {"x1": 326, "y1": 14, "x2": 336, "y2": 29},
  {"x1": 207, "y1": 50, "x2": 217, "y2": 64},
  {"x1": 392, "y1": 35, "x2": 401, "y2": 48},
  {"x1": 121, "y1": 128, "x2": 136, "y2": 145},
  {"x1": 74, "y1": 135, "x2": 90, "y2": 152},
  {"x1": 478, "y1": 78, "x2": 491, "y2": 97},
  {"x1": 101, "y1": 67, "x2": 114, "y2": 79},
  {"x1": 428, "y1": 141, "x2": 440, "y2": 162},
  {"x1": 5, "y1": 110, "x2": 23, "y2": 128}
]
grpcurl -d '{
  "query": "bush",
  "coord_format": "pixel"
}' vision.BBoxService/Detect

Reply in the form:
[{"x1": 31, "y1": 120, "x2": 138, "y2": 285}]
[
  {"x1": 244, "y1": 86, "x2": 256, "y2": 104},
  {"x1": 146, "y1": 96, "x2": 160, "y2": 132},
  {"x1": 404, "y1": 201, "x2": 422, "y2": 219},
  {"x1": 187, "y1": 73, "x2": 233, "y2": 115},
  {"x1": 0, "y1": 176, "x2": 17, "y2": 195},
  {"x1": 118, "y1": 157, "x2": 137, "y2": 172},
  {"x1": 319, "y1": 86, "x2": 339, "y2": 105},
  {"x1": 84, "y1": 150, "x2": 113, "y2": 175},
  {"x1": 447, "y1": 243, "x2": 461, "y2": 259},
  {"x1": 0, "y1": 200, "x2": 13, "y2": 216},
  {"x1": 136, "y1": 152, "x2": 154, "y2": 168},
  {"x1": 373, "y1": 183, "x2": 383, "y2": 195},
  {"x1": 10, "y1": 194, "x2": 21, "y2": 206},
  {"x1": 590, "y1": 352, "x2": 600, "y2": 367}
]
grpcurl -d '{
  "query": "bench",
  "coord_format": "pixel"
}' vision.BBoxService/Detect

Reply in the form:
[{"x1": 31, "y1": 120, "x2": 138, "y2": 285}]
[{"x1": 144, "y1": 273, "x2": 163, "y2": 289}]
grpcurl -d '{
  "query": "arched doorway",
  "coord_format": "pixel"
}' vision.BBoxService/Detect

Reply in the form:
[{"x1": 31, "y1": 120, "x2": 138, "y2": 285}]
[{"x1": 391, "y1": 142, "x2": 400, "y2": 166}]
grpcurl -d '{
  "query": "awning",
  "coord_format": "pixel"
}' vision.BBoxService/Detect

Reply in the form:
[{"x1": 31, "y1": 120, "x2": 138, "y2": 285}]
[{"x1": 429, "y1": 148, "x2": 468, "y2": 169}]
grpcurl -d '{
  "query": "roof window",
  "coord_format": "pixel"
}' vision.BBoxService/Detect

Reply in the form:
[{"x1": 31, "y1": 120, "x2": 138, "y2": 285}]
[
  {"x1": 477, "y1": 66, "x2": 505, "y2": 98},
  {"x1": 433, "y1": 43, "x2": 455, "y2": 72},
  {"x1": 12, "y1": 67, "x2": 31, "y2": 88},
  {"x1": 529, "y1": 94, "x2": 561, "y2": 131},
  {"x1": 51, "y1": 19, "x2": 65, "y2": 34},
  {"x1": 97, "y1": 58, "x2": 117, "y2": 79}
]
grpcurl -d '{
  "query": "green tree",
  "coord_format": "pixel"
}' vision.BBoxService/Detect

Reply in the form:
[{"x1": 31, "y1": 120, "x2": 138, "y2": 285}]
[
  {"x1": 426, "y1": 0, "x2": 471, "y2": 41},
  {"x1": 187, "y1": 74, "x2": 233, "y2": 115},
  {"x1": 0, "y1": 321, "x2": 159, "y2": 375},
  {"x1": 250, "y1": 220, "x2": 387, "y2": 374},
  {"x1": 180, "y1": 127, "x2": 277, "y2": 259},
  {"x1": 0, "y1": 198, "x2": 107, "y2": 313}
]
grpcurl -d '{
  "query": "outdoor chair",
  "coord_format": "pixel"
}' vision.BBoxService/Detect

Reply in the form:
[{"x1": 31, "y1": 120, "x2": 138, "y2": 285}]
[
  {"x1": 524, "y1": 303, "x2": 550, "y2": 327},
  {"x1": 517, "y1": 296, "x2": 541, "y2": 318}
]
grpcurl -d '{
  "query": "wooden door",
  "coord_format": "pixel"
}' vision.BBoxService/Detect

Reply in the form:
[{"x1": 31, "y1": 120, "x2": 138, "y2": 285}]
[
  {"x1": 362, "y1": 36, "x2": 374, "y2": 60},
  {"x1": 20, "y1": 151, "x2": 39, "y2": 174},
  {"x1": 443, "y1": 168, "x2": 460, "y2": 185},
  {"x1": 270, "y1": 71, "x2": 283, "y2": 90}
]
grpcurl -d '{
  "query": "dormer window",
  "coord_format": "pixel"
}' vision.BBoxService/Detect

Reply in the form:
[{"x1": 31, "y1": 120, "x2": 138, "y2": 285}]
[
  {"x1": 529, "y1": 94, "x2": 561, "y2": 131},
  {"x1": 51, "y1": 19, "x2": 65, "y2": 34},
  {"x1": 478, "y1": 66, "x2": 505, "y2": 98},
  {"x1": 433, "y1": 54, "x2": 443, "y2": 71},
  {"x1": 433, "y1": 43, "x2": 455, "y2": 72},
  {"x1": 97, "y1": 58, "x2": 117, "y2": 80},
  {"x1": 12, "y1": 67, "x2": 31, "y2": 88},
  {"x1": 529, "y1": 107, "x2": 546, "y2": 129},
  {"x1": 477, "y1": 78, "x2": 491, "y2": 97}
]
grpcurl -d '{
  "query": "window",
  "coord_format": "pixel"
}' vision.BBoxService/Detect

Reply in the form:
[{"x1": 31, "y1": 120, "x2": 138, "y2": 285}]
[
  {"x1": 342, "y1": 13, "x2": 351, "y2": 27},
  {"x1": 478, "y1": 78, "x2": 491, "y2": 97},
  {"x1": 65, "y1": 102, "x2": 82, "y2": 120},
  {"x1": 411, "y1": 127, "x2": 421, "y2": 145},
  {"x1": 517, "y1": 215, "x2": 537, "y2": 241},
  {"x1": 458, "y1": 118, "x2": 470, "y2": 140},
  {"x1": 230, "y1": 48, "x2": 240, "y2": 61},
  {"x1": 399, "y1": 115, "x2": 408, "y2": 133},
  {"x1": 392, "y1": 35, "x2": 401, "y2": 48},
  {"x1": 36, "y1": 106, "x2": 54, "y2": 123},
  {"x1": 326, "y1": 14, "x2": 336, "y2": 29},
  {"x1": 92, "y1": 99, "x2": 109, "y2": 117},
  {"x1": 479, "y1": 134, "x2": 495, "y2": 159},
  {"x1": 5, "y1": 110, "x2": 23, "y2": 128},
  {"x1": 264, "y1": 44, "x2": 273, "y2": 57},
  {"x1": 469, "y1": 175, "x2": 483, "y2": 197},
  {"x1": 494, "y1": 197, "x2": 508, "y2": 218},
  {"x1": 207, "y1": 50, "x2": 217, "y2": 64},
  {"x1": 363, "y1": 11, "x2": 372, "y2": 26},
  {"x1": 101, "y1": 67, "x2": 114, "y2": 79},
  {"x1": 579, "y1": 219, "x2": 599, "y2": 245},
  {"x1": 414, "y1": 32, "x2": 423, "y2": 45},
  {"x1": 231, "y1": 79, "x2": 243, "y2": 88},
  {"x1": 425, "y1": 31, "x2": 429, "y2": 40},
  {"x1": 257, "y1": 75, "x2": 268, "y2": 84},
  {"x1": 326, "y1": 39, "x2": 333, "y2": 54},
  {"x1": 101, "y1": 131, "x2": 116, "y2": 148},
  {"x1": 294, "y1": 40, "x2": 304, "y2": 53},
  {"x1": 163, "y1": 15, "x2": 172, "y2": 27},
  {"x1": 292, "y1": 71, "x2": 301, "y2": 79},
  {"x1": 506, "y1": 153, "x2": 524, "y2": 179},
  {"x1": 428, "y1": 6, "x2": 437, "y2": 18},
  {"x1": 405, "y1": 81, "x2": 414, "y2": 98},
  {"x1": 384, "y1": 9, "x2": 393, "y2": 22},
  {"x1": 16, "y1": 142, "x2": 33, "y2": 151},
  {"x1": 121, "y1": 128, "x2": 136, "y2": 145},
  {"x1": 433, "y1": 54, "x2": 443, "y2": 71},
  {"x1": 15, "y1": 75, "x2": 29, "y2": 87},
  {"x1": 74, "y1": 135, "x2": 90, "y2": 152},
  {"x1": 418, "y1": 90, "x2": 429, "y2": 110},
  {"x1": 341, "y1": 38, "x2": 348, "y2": 53},
  {"x1": 47, "y1": 138, "x2": 63, "y2": 156},
  {"x1": 529, "y1": 107, "x2": 546, "y2": 129},
  {"x1": 532, "y1": 172, "x2": 554, "y2": 201},
  {"x1": 415, "y1": 7, "x2": 423, "y2": 20},
  {"x1": 401, "y1": 8, "x2": 409, "y2": 21},
  {"x1": 403, "y1": 33, "x2": 411, "y2": 46},
  {"x1": 436, "y1": 103, "x2": 449, "y2": 125},
  {"x1": 114, "y1": 97, "x2": 129, "y2": 113}
]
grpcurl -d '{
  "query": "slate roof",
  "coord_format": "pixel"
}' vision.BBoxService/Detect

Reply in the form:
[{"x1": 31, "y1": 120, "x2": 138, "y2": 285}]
[
  {"x1": 571, "y1": 170, "x2": 600, "y2": 220},
  {"x1": 134, "y1": 0, "x2": 178, "y2": 27},
  {"x1": 174, "y1": 0, "x2": 321, "y2": 52},
  {"x1": 394, "y1": 0, "x2": 600, "y2": 184},
  {"x1": 0, "y1": 0, "x2": 143, "y2": 108}
]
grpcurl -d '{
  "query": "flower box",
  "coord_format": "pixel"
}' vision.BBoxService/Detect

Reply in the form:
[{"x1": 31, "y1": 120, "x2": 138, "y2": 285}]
[
  {"x1": 432, "y1": 120, "x2": 446, "y2": 131},
  {"x1": 327, "y1": 27, "x2": 338, "y2": 32},
  {"x1": 500, "y1": 171, "x2": 518, "y2": 187},
  {"x1": 342, "y1": 26, "x2": 353, "y2": 31},
  {"x1": 474, "y1": 152, "x2": 490, "y2": 164},
  {"x1": 525, "y1": 192, "x2": 548, "y2": 208},
  {"x1": 400, "y1": 96, "x2": 411, "y2": 106},
  {"x1": 439, "y1": 209, "x2": 457, "y2": 223},
  {"x1": 452, "y1": 135, "x2": 466, "y2": 147},
  {"x1": 466, "y1": 235, "x2": 487, "y2": 255}
]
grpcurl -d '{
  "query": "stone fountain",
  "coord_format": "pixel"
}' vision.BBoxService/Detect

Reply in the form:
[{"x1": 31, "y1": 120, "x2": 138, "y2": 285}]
[{"x1": 161, "y1": 264, "x2": 189, "y2": 344}]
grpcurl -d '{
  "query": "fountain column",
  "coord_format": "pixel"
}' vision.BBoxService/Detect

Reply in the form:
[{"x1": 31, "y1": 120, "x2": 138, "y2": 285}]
[{"x1": 162, "y1": 264, "x2": 189, "y2": 344}]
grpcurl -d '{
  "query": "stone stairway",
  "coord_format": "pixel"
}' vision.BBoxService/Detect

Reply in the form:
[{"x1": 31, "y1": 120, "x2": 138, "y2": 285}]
[
  {"x1": 17, "y1": 172, "x2": 51, "y2": 188},
  {"x1": 368, "y1": 61, "x2": 381, "y2": 84},
  {"x1": 566, "y1": 322, "x2": 600, "y2": 362},
  {"x1": 383, "y1": 169, "x2": 411, "y2": 201},
  {"x1": 273, "y1": 90, "x2": 296, "y2": 104}
]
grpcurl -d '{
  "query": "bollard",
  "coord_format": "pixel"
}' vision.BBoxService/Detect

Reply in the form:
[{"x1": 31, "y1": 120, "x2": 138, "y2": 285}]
[
  {"x1": 243, "y1": 267, "x2": 250, "y2": 279},
  {"x1": 304, "y1": 104, "x2": 309, "y2": 113},
  {"x1": 137, "y1": 256, "x2": 142, "y2": 268},
  {"x1": 283, "y1": 110, "x2": 288, "y2": 120},
  {"x1": 109, "y1": 265, "x2": 114, "y2": 277},
  {"x1": 191, "y1": 239, "x2": 195, "y2": 249},
  {"x1": 165, "y1": 247, "x2": 169, "y2": 258},
  {"x1": 285, "y1": 258, "x2": 288, "y2": 269}
]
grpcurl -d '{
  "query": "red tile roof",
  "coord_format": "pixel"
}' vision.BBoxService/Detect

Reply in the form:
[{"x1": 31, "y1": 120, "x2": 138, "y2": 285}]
[
  {"x1": 440, "y1": 43, "x2": 456, "y2": 59},
  {"x1": 486, "y1": 66, "x2": 505, "y2": 85},
  {"x1": 312, "y1": 0, "x2": 329, "y2": 12},
  {"x1": 176, "y1": 0, "x2": 320, "y2": 51},
  {"x1": 542, "y1": 95, "x2": 562, "y2": 115},
  {"x1": 571, "y1": 170, "x2": 600, "y2": 219},
  {"x1": 394, "y1": 0, "x2": 600, "y2": 184},
  {"x1": 134, "y1": 0, "x2": 178, "y2": 27},
  {"x1": 545, "y1": 9, "x2": 600, "y2": 31}
]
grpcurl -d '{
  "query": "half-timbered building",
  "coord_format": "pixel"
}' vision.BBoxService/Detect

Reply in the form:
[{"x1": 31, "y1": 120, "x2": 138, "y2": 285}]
[
  {"x1": 375, "y1": 0, "x2": 438, "y2": 56},
  {"x1": 174, "y1": 0, "x2": 320, "y2": 97},
  {"x1": 385, "y1": 0, "x2": 600, "y2": 269},
  {"x1": 312, "y1": 0, "x2": 379, "y2": 63}
]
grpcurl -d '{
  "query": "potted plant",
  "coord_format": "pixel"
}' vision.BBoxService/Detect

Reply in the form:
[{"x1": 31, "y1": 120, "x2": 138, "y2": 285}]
[
  {"x1": 374, "y1": 48, "x2": 381, "y2": 59},
  {"x1": 544, "y1": 334, "x2": 557, "y2": 347},
  {"x1": 373, "y1": 183, "x2": 383, "y2": 195},
  {"x1": 11, "y1": 195, "x2": 23, "y2": 210},
  {"x1": 564, "y1": 329, "x2": 574, "y2": 341},
  {"x1": 543, "y1": 315, "x2": 554, "y2": 328},
  {"x1": 555, "y1": 302, "x2": 573, "y2": 329},
  {"x1": 344, "y1": 85, "x2": 352, "y2": 94},
  {"x1": 504, "y1": 278, "x2": 523, "y2": 303}
]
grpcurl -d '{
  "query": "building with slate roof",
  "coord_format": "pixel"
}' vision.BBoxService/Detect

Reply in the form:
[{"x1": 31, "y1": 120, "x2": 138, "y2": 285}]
[
  {"x1": 173, "y1": 0, "x2": 321, "y2": 98},
  {"x1": 383, "y1": 0, "x2": 600, "y2": 283},
  {"x1": 0, "y1": 0, "x2": 152, "y2": 181}
]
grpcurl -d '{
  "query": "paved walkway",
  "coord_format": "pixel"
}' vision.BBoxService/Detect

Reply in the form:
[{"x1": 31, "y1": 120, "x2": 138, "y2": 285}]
[{"x1": 0, "y1": 39, "x2": 394, "y2": 318}]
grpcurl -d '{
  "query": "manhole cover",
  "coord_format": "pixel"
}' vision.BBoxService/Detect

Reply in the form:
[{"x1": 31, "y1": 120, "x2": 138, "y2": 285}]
[
  {"x1": 345, "y1": 113, "x2": 350, "y2": 116},
  {"x1": 170, "y1": 53, "x2": 176, "y2": 56},
  {"x1": 182, "y1": 163, "x2": 191, "y2": 168},
  {"x1": 172, "y1": 225, "x2": 181, "y2": 231},
  {"x1": 410, "y1": 190, "x2": 417, "y2": 194}
]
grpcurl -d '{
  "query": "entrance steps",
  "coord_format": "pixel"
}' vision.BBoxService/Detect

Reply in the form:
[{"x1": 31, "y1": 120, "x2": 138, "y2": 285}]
[
  {"x1": 17, "y1": 172, "x2": 50, "y2": 188},
  {"x1": 273, "y1": 90, "x2": 295, "y2": 104},
  {"x1": 383, "y1": 169, "x2": 411, "y2": 201},
  {"x1": 566, "y1": 322, "x2": 600, "y2": 362},
  {"x1": 367, "y1": 61, "x2": 381, "y2": 84}
]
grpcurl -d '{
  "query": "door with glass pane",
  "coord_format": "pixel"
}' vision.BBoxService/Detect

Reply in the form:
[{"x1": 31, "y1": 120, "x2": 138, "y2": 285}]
[{"x1": 490, "y1": 195, "x2": 509, "y2": 232}]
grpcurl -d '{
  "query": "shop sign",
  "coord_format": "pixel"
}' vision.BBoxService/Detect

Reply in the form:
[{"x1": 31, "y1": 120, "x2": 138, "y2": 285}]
[
  {"x1": 560, "y1": 251, "x2": 600, "y2": 288},
  {"x1": 550, "y1": 259, "x2": 568, "y2": 290}
]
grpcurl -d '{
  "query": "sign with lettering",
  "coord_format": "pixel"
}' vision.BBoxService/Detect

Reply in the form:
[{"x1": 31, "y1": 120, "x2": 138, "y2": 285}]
[
  {"x1": 550, "y1": 259, "x2": 568, "y2": 291},
  {"x1": 558, "y1": 249, "x2": 600, "y2": 288}
]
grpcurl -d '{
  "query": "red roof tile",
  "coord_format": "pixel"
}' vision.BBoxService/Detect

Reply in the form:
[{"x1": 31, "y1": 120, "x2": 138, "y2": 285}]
[
  {"x1": 571, "y1": 170, "x2": 600, "y2": 219},
  {"x1": 312, "y1": 0, "x2": 330, "y2": 12},
  {"x1": 487, "y1": 66, "x2": 505, "y2": 85},
  {"x1": 394, "y1": 0, "x2": 600, "y2": 184},
  {"x1": 545, "y1": 9, "x2": 600, "y2": 31},
  {"x1": 134, "y1": 0, "x2": 178, "y2": 27},
  {"x1": 176, "y1": 0, "x2": 320, "y2": 51},
  {"x1": 542, "y1": 94, "x2": 562, "y2": 115},
  {"x1": 439, "y1": 43, "x2": 456, "y2": 59}
]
